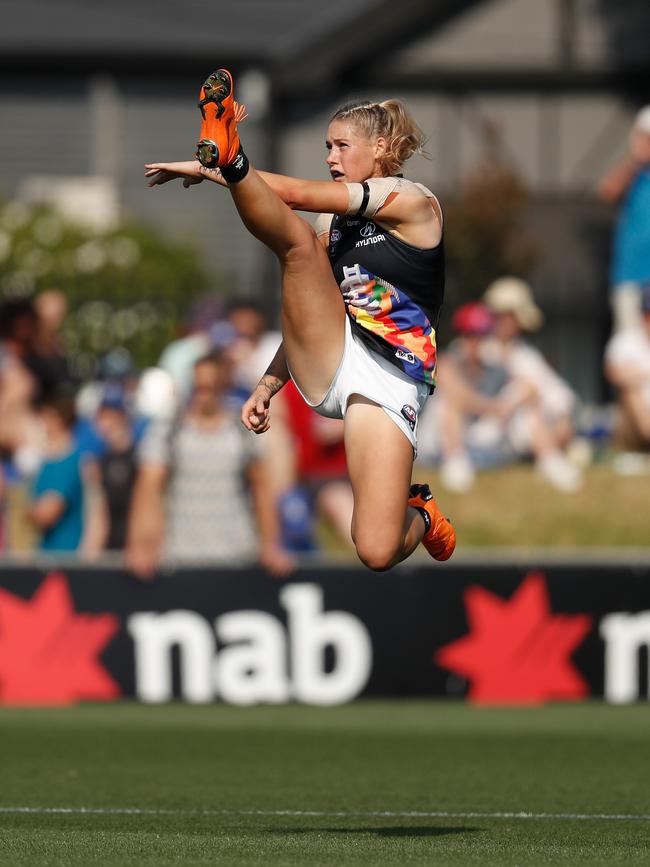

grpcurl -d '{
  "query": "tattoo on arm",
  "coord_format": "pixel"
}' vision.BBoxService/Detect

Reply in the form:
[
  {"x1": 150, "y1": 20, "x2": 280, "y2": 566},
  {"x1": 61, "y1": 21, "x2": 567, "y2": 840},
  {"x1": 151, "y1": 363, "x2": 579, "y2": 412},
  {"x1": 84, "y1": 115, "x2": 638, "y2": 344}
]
[
  {"x1": 256, "y1": 342, "x2": 290, "y2": 398},
  {"x1": 258, "y1": 374, "x2": 285, "y2": 397},
  {"x1": 199, "y1": 166, "x2": 226, "y2": 185}
]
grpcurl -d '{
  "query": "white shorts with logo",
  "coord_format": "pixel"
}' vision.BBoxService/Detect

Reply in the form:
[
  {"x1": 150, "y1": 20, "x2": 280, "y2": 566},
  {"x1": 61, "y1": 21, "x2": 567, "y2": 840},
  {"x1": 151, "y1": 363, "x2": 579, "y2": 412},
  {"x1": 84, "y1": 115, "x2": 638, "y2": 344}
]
[{"x1": 292, "y1": 316, "x2": 430, "y2": 452}]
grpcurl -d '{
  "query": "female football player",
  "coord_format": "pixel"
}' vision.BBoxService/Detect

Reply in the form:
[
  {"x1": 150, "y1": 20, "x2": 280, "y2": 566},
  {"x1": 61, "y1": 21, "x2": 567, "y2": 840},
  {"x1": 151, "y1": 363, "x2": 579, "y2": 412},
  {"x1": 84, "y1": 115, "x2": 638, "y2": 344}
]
[{"x1": 145, "y1": 68, "x2": 455, "y2": 570}]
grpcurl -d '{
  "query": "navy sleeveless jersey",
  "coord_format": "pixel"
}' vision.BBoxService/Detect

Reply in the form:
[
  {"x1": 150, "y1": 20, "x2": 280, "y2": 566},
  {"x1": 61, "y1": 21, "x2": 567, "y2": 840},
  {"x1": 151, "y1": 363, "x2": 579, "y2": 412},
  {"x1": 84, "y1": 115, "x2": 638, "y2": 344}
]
[{"x1": 325, "y1": 183, "x2": 445, "y2": 388}]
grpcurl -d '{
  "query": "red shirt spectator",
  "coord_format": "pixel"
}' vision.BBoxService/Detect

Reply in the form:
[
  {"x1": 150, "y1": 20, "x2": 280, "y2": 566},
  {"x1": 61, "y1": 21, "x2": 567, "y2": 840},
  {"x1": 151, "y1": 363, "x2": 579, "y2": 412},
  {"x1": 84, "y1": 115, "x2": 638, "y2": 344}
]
[{"x1": 283, "y1": 381, "x2": 347, "y2": 482}]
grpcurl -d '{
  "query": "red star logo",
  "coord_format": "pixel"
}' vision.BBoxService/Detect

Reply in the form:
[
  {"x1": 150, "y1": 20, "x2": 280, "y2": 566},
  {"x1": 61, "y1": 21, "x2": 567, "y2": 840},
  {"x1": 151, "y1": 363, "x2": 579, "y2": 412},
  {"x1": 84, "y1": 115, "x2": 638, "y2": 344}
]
[
  {"x1": 0, "y1": 573, "x2": 121, "y2": 705},
  {"x1": 435, "y1": 572, "x2": 592, "y2": 705}
]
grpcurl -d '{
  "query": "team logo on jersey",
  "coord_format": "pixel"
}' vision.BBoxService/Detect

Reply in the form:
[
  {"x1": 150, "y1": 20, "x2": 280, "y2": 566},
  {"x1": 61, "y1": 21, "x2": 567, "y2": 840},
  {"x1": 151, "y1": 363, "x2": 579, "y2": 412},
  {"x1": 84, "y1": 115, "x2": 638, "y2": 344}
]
[
  {"x1": 360, "y1": 222, "x2": 376, "y2": 238},
  {"x1": 330, "y1": 229, "x2": 342, "y2": 246},
  {"x1": 395, "y1": 347, "x2": 416, "y2": 364},
  {"x1": 401, "y1": 404, "x2": 417, "y2": 431}
]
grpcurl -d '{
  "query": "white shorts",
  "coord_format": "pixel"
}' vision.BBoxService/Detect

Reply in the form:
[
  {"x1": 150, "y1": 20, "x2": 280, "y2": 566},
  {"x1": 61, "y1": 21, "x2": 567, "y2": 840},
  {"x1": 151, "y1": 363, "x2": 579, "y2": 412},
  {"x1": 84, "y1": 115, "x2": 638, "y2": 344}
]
[{"x1": 292, "y1": 316, "x2": 430, "y2": 451}]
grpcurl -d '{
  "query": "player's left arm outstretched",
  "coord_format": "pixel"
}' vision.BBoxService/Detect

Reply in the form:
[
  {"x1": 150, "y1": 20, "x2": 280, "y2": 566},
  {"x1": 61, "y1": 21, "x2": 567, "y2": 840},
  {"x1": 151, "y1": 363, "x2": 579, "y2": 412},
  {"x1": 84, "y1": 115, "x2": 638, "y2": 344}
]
[
  {"x1": 145, "y1": 159, "x2": 350, "y2": 215},
  {"x1": 146, "y1": 159, "x2": 437, "y2": 246}
]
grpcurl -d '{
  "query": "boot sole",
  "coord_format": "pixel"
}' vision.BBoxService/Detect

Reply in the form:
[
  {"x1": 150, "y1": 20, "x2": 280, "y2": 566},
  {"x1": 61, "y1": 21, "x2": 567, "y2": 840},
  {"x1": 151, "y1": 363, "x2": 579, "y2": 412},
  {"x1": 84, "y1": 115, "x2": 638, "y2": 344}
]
[{"x1": 197, "y1": 69, "x2": 233, "y2": 168}]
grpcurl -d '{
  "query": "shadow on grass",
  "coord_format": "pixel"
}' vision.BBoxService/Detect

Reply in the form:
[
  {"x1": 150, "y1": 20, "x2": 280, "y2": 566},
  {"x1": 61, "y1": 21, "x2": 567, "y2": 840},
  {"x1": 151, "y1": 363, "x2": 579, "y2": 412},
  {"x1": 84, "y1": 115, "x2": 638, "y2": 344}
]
[{"x1": 270, "y1": 825, "x2": 480, "y2": 838}]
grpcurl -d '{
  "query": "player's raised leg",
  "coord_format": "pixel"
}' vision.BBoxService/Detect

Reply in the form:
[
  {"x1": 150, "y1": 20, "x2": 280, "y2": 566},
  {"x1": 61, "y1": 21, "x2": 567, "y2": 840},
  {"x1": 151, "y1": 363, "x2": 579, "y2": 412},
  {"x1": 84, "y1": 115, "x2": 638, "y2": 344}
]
[{"x1": 196, "y1": 68, "x2": 345, "y2": 404}]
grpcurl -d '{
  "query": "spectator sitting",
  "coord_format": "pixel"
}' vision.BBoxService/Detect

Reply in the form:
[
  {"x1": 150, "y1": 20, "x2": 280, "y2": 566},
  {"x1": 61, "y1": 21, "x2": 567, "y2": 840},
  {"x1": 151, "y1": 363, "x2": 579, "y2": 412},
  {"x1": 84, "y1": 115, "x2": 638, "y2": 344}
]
[
  {"x1": 482, "y1": 277, "x2": 582, "y2": 492},
  {"x1": 418, "y1": 302, "x2": 516, "y2": 492},
  {"x1": 27, "y1": 392, "x2": 105, "y2": 556},
  {"x1": 598, "y1": 105, "x2": 650, "y2": 332},
  {"x1": 126, "y1": 351, "x2": 292, "y2": 577},
  {"x1": 604, "y1": 284, "x2": 650, "y2": 453}
]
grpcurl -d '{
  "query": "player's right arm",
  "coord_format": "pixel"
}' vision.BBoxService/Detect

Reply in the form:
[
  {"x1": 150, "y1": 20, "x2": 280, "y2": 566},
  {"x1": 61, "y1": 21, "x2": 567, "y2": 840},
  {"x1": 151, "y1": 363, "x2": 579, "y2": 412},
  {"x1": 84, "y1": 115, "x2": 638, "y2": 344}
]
[{"x1": 241, "y1": 342, "x2": 291, "y2": 435}]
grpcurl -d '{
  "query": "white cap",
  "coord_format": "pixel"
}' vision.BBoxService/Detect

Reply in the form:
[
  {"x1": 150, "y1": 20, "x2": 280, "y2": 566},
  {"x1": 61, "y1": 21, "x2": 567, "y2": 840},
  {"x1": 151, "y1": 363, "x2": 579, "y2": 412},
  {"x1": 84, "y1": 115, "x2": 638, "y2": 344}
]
[
  {"x1": 483, "y1": 277, "x2": 544, "y2": 332},
  {"x1": 135, "y1": 367, "x2": 178, "y2": 421},
  {"x1": 634, "y1": 106, "x2": 650, "y2": 135}
]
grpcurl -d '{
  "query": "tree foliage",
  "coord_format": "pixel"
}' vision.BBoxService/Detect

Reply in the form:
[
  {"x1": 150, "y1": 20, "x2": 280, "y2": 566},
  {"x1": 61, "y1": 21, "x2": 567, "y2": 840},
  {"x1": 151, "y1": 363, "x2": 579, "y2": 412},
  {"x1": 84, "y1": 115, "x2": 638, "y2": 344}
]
[
  {"x1": 444, "y1": 157, "x2": 539, "y2": 310},
  {"x1": 0, "y1": 200, "x2": 218, "y2": 376}
]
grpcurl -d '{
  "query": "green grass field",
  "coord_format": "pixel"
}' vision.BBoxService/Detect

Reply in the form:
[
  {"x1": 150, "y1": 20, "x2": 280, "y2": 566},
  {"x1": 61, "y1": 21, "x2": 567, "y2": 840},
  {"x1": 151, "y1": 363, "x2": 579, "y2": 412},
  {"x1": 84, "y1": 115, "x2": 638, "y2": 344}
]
[
  {"x1": 318, "y1": 464, "x2": 650, "y2": 553},
  {"x1": 1, "y1": 702, "x2": 649, "y2": 865},
  {"x1": 425, "y1": 464, "x2": 650, "y2": 548}
]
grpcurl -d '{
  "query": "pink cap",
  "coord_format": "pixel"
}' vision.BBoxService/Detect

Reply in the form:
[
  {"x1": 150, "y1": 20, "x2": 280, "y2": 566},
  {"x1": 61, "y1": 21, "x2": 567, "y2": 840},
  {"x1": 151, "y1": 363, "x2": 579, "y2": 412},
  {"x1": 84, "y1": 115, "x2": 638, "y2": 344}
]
[{"x1": 452, "y1": 302, "x2": 495, "y2": 336}]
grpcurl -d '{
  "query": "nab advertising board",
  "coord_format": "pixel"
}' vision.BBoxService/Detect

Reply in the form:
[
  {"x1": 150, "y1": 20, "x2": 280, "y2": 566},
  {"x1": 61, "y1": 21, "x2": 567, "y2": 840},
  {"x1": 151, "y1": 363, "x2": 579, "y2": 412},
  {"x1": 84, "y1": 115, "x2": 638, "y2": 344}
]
[{"x1": 0, "y1": 562, "x2": 649, "y2": 706}]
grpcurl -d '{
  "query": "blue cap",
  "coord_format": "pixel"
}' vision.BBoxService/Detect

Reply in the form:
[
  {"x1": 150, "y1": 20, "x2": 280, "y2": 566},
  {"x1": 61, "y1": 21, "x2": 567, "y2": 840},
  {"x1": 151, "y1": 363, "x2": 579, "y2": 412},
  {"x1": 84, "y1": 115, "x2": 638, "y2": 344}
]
[
  {"x1": 98, "y1": 347, "x2": 136, "y2": 381},
  {"x1": 209, "y1": 319, "x2": 239, "y2": 350},
  {"x1": 99, "y1": 383, "x2": 127, "y2": 411}
]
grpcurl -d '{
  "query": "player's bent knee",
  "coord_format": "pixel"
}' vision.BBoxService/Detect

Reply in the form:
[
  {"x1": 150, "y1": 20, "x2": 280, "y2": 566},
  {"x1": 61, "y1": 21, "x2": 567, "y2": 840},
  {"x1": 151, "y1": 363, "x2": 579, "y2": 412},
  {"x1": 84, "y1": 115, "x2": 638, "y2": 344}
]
[{"x1": 354, "y1": 536, "x2": 401, "y2": 572}]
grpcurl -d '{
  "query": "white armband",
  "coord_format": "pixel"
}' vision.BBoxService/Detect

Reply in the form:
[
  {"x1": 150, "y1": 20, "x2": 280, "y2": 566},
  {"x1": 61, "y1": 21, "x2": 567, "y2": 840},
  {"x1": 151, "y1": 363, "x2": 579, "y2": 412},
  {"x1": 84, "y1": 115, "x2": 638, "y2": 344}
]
[
  {"x1": 344, "y1": 183, "x2": 365, "y2": 216},
  {"x1": 344, "y1": 177, "x2": 401, "y2": 218}
]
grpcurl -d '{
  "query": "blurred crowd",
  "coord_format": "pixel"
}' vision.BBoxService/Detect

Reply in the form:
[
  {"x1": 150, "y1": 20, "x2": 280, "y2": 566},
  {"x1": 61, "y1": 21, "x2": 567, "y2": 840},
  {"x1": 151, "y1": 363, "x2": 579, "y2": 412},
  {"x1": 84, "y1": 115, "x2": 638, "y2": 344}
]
[
  {"x1": 418, "y1": 279, "x2": 583, "y2": 494},
  {"x1": 1, "y1": 106, "x2": 649, "y2": 568},
  {"x1": 0, "y1": 292, "x2": 353, "y2": 573}
]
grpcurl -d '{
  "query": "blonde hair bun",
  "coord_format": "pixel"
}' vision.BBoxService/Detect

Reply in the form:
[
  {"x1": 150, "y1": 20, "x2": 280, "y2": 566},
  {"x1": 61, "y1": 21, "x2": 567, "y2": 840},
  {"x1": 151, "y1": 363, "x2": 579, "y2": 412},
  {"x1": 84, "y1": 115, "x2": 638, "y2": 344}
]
[{"x1": 331, "y1": 99, "x2": 426, "y2": 175}]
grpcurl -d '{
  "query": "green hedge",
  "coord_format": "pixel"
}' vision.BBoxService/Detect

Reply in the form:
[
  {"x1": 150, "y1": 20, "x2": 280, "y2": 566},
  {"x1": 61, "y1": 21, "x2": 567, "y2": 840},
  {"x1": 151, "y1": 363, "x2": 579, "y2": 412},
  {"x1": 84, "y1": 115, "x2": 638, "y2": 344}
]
[{"x1": 0, "y1": 200, "x2": 221, "y2": 375}]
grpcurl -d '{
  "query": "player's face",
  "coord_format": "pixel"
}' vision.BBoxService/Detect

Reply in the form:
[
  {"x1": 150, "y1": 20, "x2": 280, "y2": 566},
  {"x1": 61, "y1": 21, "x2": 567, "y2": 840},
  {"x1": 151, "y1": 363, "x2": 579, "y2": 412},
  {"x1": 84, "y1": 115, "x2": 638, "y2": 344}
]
[{"x1": 325, "y1": 120, "x2": 386, "y2": 183}]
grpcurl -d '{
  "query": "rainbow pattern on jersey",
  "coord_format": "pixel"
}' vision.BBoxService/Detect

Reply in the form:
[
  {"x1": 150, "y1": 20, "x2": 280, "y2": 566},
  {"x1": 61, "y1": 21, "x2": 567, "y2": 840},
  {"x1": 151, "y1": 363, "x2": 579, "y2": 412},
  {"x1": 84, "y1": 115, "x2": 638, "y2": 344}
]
[{"x1": 339, "y1": 264, "x2": 437, "y2": 386}]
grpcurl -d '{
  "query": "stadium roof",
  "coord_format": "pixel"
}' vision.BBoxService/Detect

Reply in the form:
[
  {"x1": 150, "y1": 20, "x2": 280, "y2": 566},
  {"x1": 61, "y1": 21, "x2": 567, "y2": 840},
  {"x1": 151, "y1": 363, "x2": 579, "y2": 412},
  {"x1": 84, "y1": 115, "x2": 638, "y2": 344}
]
[
  {"x1": 4, "y1": 0, "x2": 645, "y2": 94},
  {"x1": 0, "y1": 0, "x2": 484, "y2": 92},
  {"x1": 0, "y1": 0, "x2": 376, "y2": 65}
]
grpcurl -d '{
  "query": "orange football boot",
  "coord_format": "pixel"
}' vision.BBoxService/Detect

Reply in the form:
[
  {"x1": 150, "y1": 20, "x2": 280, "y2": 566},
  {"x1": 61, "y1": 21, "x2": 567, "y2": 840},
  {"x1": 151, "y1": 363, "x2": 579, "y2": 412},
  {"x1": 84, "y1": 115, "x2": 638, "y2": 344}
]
[
  {"x1": 196, "y1": 68, "x2": 242, "y2": 169},
  {"x1": 408, "y1": 483, "x2": 456, "y2": 561}
]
